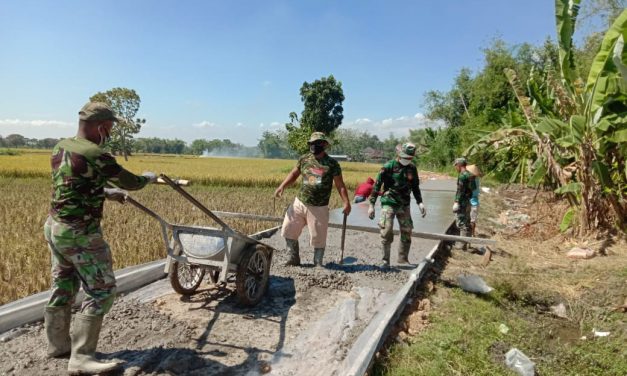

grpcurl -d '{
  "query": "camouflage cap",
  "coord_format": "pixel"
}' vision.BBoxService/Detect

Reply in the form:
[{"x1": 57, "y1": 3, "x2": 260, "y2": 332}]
[
  {"x1": 78, "y1": 102, "x2": 122, "y2": 122},
  {"x1": 397, "y1": 143, "x2": 416, "y2": 158},
  {"x1": 453, "y1": 157, "x2": 467, "y2": 166},
  {"x1": 308, "y1": 132, "x2": 331, "y2": 145}
]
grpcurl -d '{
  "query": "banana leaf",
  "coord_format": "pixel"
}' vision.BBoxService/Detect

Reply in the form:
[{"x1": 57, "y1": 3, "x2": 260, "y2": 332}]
[
  {"x1": 555, "y1": 0, "x2": 581, "y2": 88},
  {"x1": 586, "y1": 9, "x2": 627, "y2": 115},
  {"x1": 555, "y1": 182, "x2": 582, "y2": 195}
]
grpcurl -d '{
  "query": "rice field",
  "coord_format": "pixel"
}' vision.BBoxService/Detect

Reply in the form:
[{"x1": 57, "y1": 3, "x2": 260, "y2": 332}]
[
  {"x1": 0, "y1": 151, "x2": 376, "y2": 305},
  {"x1": 0, "y1": 150, "x2": 381, "y2": 189}
]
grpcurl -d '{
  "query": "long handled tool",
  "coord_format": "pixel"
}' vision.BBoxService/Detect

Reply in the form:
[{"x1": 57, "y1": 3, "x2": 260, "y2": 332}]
[{"x1": 339, "y1": 212, "x2": 347, "y2": 264}]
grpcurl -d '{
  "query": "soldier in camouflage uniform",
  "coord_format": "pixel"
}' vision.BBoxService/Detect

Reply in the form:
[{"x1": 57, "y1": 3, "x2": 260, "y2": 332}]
[
  {"x1": 274, "y1": 132, "x2": 351, "y2": 267},
  {"x1": 368, "y1": 143, "x2": 426, "y2": 267},
  {"x1": 44, "y1": 102, "x2": 156, "y2": 375},
  {"x1": 452, "y1": 157, "x2": 476, "y2": 250}
]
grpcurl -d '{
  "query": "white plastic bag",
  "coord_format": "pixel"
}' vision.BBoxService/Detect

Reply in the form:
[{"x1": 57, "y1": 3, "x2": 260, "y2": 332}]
[{"x1": 505, "y1": 348, "x2": 535, "y2": 376}]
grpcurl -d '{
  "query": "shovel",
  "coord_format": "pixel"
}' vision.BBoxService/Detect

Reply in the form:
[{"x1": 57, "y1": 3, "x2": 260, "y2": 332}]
[{"x1": 338, "y1": 212, "x2": 347, "y2": 264}]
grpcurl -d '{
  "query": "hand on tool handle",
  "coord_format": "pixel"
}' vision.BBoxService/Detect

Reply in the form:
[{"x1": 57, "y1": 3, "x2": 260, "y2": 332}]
[
  {"x1": 104, "y1": 188, "x2": 128, "y2": 204},
  {"x1": 274, "y1": 186, "x2": 284, "y2": 198},
  {"x1": 368, "y1": 204, "x2": 375, "y2": 220},
  {"x1": 452, "y1": 202, "x2": 459, "y2": 213},
  {"x1": 142, "y1": 171, "x2": 158, "y2": 183},
  {"x1": 342, "y1": 202, "x2": 351, "y2": 216}
]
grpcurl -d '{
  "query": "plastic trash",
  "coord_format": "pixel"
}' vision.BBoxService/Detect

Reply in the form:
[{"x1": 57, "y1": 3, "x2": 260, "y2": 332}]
[
  {"x1": 457, "y1": 274, "x2": 493, "y2": 294},
  {"x1": 566, "y1": 247, "x2": 596, "y2": 259},
  {"x1": 481, "y1": 187, "x2": 491, "y2": 193},
  {"x1": 505, "y1": 348, "x2": 535, "y2": 376},
  {"x1": 593, "y1": 330, "x2": 610, "y2": 337},
  {"x1": 499, "y1": 323, "x2": 510, "y2": 334}
]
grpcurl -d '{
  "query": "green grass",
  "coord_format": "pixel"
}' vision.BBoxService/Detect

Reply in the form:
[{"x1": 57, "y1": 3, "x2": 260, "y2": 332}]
[{"x1": 374, "y1": 285, "x2": 626, "y2": 376}]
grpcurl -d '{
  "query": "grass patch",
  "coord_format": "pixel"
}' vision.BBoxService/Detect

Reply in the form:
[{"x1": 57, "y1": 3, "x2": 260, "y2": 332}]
[
  {"x1": 374, "y1": 188, "x2": 626, "y2": 375},
  {"x1": 375, "y1": 284, "x2": 626, "y2": 376}
]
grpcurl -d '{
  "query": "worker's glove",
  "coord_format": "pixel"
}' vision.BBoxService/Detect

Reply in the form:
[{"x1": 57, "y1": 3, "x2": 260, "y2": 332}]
[
  {"x1": 452, "y1": 202, "x2": 460, "y2": 213},
  {"x1": 142, "y1": 171, "x2": 158, "y2": 183},
  {"x1": 418, "y1": 202, "x2": 426, "y2": 218},
  {"x1": 104, "y1": 188, "x2": 128, "y2": 204},
  {"x1": 368, "y1": 205, "x2": 375, "y2": 220}
]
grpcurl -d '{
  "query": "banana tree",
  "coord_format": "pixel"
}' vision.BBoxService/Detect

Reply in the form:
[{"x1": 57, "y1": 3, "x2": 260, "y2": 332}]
[{"x1": 467, "y1": 1, "x2": 626, "y2": 233}]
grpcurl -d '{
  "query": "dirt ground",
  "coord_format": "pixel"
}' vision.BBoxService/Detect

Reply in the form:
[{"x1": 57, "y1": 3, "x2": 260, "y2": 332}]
[{"x1": 0, "y1": 220, "x2": 441, "y2": 376}]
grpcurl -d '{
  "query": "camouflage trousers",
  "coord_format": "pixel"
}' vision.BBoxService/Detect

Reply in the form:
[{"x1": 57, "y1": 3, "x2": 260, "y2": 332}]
[
  {"x1": 379, "y1": 205, "x2": 413, "y2": 246},
  {"x1": 44, "y1": 216, "x2": 116, "y2": 315},
  {"x1": 455, "y1": 203, "x2": 472, "y2": 235}
]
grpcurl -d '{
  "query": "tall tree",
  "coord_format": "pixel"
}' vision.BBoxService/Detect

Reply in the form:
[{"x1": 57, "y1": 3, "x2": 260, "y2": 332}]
[
  {"x1": 286, "y1": 75, "x2": 345, "y2": 154},
  {"x1": 90, "y1": 88, "x2": 146, "y2": 160}
]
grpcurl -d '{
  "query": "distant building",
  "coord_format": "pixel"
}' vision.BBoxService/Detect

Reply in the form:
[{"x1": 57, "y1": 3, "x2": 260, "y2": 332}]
[
  {"x1": 361, "y1": 147, "x2": 385, "y2": 163},
  {"x1": 329, "y1": 154, "x2": 351, "y2": 162}
]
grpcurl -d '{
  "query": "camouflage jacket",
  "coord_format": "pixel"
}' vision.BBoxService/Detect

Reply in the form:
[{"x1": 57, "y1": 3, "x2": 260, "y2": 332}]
[
  {"x1": 455, "y1": 170, "x2": 476, "y2": 205},
  {"x1": 296, "y1": 153, "x2": 342, "y2": 207},
  {"x1": 369, "y1": 160, "x2": 423, "y2": 208},
  {"x1": 49, "y1": 137, "x2": 149, "y2": 225}
]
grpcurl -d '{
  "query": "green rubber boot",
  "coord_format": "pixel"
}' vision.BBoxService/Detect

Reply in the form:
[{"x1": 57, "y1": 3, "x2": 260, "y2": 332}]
[
  {"x1": 313, "y1": 248, "x2": 325, "y2": 267},
  {"x1": 397, "y1": 242, "x2": 411, "y2": 264},
  {"x1": 67, "y1": 313, "x2": 121, "y2": 375},
  {"x1": 380, "y1": 243, "x2": 391, "y2": 269},
  {"x1": 284, "y1": 239, "x2": 301, "y2": 266},
  {"x1": 44, "y1": 305, "x2": 71, "y2": 358}
]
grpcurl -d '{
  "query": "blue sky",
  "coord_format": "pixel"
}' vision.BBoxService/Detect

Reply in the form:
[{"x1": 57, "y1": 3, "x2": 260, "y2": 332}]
[{"x1": 1, "y1": 0, "x2": 559, "y2": 146}]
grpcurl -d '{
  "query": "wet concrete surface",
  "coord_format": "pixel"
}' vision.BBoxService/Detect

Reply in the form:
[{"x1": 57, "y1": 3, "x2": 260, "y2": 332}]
[{"x1": 0, "y1": 179, "x2": 456, "y2": 376}]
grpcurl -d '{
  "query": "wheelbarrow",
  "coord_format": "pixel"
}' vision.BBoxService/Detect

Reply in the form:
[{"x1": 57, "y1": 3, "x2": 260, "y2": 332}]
[{"x1": 124, "y1": 174, "x2": 279, "y2": 306}]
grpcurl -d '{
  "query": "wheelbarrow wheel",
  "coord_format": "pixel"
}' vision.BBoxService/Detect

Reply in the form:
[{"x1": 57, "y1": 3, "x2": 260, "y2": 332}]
[
  {"x1": 169, "y1": 261, "x2": 206, "y2": 296},
  {"x1": 236, "y1": 244, "x2": 271, "y2": 306}
]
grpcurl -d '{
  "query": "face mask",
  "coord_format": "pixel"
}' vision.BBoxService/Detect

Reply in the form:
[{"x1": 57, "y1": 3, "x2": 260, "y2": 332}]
[
  {"x1": 399, "y1": 158, "x2": 411, "y2": 166},
  {"x1": 310, "y1": 144, "x2": 325, "y2": 155},
  {"x1": 98, "y1": 125, "x2": 111, "y2": 146}
]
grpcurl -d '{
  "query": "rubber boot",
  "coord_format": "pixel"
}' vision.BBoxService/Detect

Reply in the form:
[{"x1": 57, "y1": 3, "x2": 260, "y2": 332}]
[
  {"x1": 67, "y1": 313, "x2": 121, "y2": 375},
  {"x1": 380, "y1": 243, "x2": 391, "y2": 269},
  {"x1": 454, "y1": 230, "x2": 472, "y2": 251},
  {"x1": 397, "y1": 242, "x2": 410, "y2": 264},
  {"x1": 284, "y1": 239, "x2": 301, "y2": 266},
  {"x1": 313, "y1": 248, "x2": 325, "y2": 267},
  {"x1": 44, "y1": 305, "x2": 71, "y2": 358}
]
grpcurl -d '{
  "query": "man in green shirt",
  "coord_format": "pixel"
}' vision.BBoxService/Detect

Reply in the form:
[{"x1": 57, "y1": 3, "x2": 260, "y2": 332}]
[
  {"x1": 44, "y1": 102, "x2": 156, "y2": 375},
  {"x1": 368, "y1": 143, "x2": 426, "y2": 267},
  {"x1": 452, "y1": 157, "x2": 476, "y2": 250},
  {"x1": 274, "y1": 132, "x2": 351, "y2": 266}
]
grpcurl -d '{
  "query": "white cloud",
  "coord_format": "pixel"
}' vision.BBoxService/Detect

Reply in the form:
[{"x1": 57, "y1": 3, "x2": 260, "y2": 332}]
[
  {"x1": 0, "y1": 119, "x2": 73, "y2": 128},
  {"x1": 0, "y1": 118, "x2": 75, "y2": 139},
  {"x1": 344, "y1": 113, "x2": 443, "y2": 139},
  {"x1": 192, "y1": 121, "x2": 217, "y2": 128},
  {"x1": 262, "y1": 80, "x2": 272, "y2": 87},
  {"x1": 259, "y1": 121, "x2": 282, "y2": 130},
  {"x1": 235, "y1": 122, "x2": 244, "y2": 128}
]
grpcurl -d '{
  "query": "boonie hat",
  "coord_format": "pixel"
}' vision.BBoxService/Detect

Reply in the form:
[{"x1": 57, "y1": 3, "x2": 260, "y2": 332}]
[
  {"x1": 308, "y1": 132, "x2": 331, "y2": 145},
  {"x1": 397, "y1": 143, "x2": 416, "y2": 158},
  {"x1": 453, "y1": 157, "x2": 467, "y2": 166},
  {"x1": 79, "y1": 102, "x2": 122, "y2": 122}
]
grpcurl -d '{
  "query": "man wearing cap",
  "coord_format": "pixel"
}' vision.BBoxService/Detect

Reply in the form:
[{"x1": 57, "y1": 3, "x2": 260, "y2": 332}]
[
  {"x1": 452, "y1": 157, "x2": 476, "y2": 250},
  {"x1": 274, "y1": 132, "x2": 351, "y2": 267},
  {"x1": 368, "y1": 143, "x2": 426, "y2": 267},
  {"x1": 43, "y1": 101, "x2": 157, "y2": 374}
]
